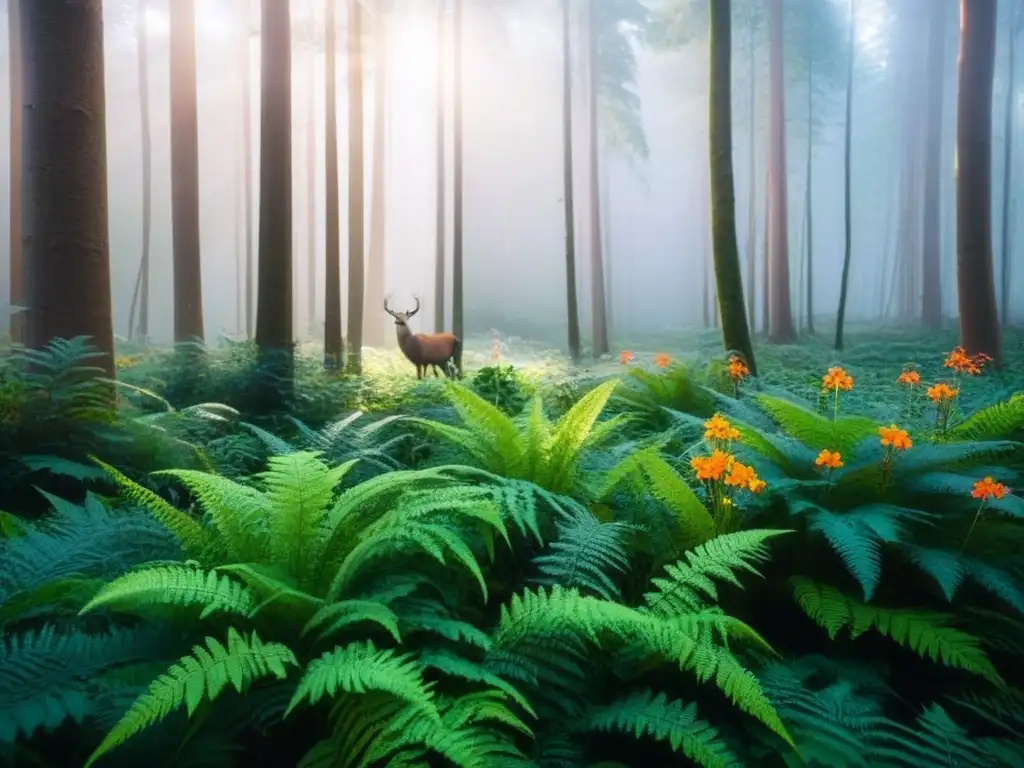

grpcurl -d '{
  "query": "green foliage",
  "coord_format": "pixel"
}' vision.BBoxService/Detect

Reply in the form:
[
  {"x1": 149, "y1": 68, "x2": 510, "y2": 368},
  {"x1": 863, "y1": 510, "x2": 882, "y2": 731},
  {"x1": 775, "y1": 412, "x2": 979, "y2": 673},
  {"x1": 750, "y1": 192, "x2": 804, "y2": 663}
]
[{"x1": 470, "y1": 363, "x2": 530, "y2": 416}]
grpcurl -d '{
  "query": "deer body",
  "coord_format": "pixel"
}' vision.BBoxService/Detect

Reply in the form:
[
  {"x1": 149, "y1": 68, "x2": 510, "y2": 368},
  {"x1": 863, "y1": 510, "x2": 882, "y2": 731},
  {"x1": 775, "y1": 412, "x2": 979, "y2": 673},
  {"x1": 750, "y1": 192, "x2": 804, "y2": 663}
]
[{"x1": 385, "y1": 296, "x2": 462, "y2": 379}]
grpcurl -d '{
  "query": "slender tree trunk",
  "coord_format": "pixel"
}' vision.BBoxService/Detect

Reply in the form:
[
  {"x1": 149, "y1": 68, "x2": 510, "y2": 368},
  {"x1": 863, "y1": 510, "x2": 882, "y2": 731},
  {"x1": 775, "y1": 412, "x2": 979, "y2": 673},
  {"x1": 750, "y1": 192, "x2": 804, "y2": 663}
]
[
  {"x1": 306, "y1": 1, "x2": 317, "y2": 336},
  {"x1": 602, "y1": 150, "x2": 614, "y2": 339},
  {"x1": 835, "y1": 0, "x2": 855, "y2": 350},
  {"x1": 434, "y1": 0, "x2": 446, "y2": 333},
  {"x1": 451, "y1": 0, "x2": 464, "y2": 340},
  {"x1": 128, "y1": 0, "x2": 152, "y2": 343},
  {"x1": 561, "y1": 0, "x2": 581, "y2": 362},
  {"x1": 956, "y1": 0, "x2": 1001, "y2": 365},
  {"x1": 324, "y1": 0, "x2": 342, "y2": 368},
  {"x1": 21, "y1": 0, "x2": 114, "y2": 378},
  {"x1": 242, "y1": 0, "x2": 255, "y2": 338},
  {"x1": 346, "y1": 0, "x2": 366, "y2": 373},
  {"x1": 709, "y1": 0, "x2": 757, "y2": 374},
  {"x1": 255, "y1": 0, "x2": 294, "y2": 389},
  {"x1": 761, "y1": 168, "x2": 769, "y2": 333},
  {"x1": 804, "y1": 19, "x2": 815, "y2": 335},
  {"x1": 7, "y1": 0, "x2": 22, "y2": 343},
  {"x1": 169, "y1": 0, "x2": 204, "y2": 343},
  {"x1": 921, "y1": 0, "x2": 947, "y2": 329},
  {"x1": 766, "y1": 0, "x2": 794, "y2": 344},
  {"x1": 586, "y1": 0, "x2": 608, "y2": 357},
  {"x1": 235, "y1": 123, "x2": 243, "y2": 334},
  {"x1": 364, "y1": 2, "x2": 388, "y2": 348},
  {"x1": 999, "y1": 3, "x2": 1019, "y2": 325},
  {"x1": 745, "y1": 14, "x2": 757, "y2": 329}
]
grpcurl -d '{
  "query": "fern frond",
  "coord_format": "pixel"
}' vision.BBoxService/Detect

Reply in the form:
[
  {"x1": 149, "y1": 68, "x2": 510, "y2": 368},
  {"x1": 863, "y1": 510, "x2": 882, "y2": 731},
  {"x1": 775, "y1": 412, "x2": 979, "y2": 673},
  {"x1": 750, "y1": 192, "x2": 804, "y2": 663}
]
[
  {"x1": 754, "y1": 394, "x2": 878, "y2": 455},
  {"x1": 302, "y1": 599, "x2": 402, "y2": 643},
  {"x1": 947, "y1": 392, "x2": 1024, "y2": 441}
]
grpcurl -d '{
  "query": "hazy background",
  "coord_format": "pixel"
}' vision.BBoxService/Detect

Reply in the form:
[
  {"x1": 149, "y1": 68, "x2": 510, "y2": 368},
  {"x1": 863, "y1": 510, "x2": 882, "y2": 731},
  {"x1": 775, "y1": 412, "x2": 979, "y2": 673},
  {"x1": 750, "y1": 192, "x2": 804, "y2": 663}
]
[{"x1": 0, "y1": 0, "x2": 1021, "y2": 348}]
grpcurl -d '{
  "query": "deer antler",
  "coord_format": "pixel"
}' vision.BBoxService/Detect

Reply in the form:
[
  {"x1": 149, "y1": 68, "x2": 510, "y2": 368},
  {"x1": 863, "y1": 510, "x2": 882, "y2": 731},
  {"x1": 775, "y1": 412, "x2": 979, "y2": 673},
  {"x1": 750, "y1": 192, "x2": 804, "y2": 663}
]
[
  {"x1": 383, "y1": 295, "x2": 396, "y2": 317},
  {"x1": 407, "y1": 296, "x2": 421, "y2": 317}
]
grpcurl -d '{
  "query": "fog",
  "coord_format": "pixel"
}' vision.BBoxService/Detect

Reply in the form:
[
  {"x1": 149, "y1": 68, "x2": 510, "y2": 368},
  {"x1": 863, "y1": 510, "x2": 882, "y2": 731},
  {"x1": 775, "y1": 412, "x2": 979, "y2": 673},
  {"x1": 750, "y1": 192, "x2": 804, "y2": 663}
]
[{"x1": 1, "y1": 0, "x2": 1022, "y2": 349}]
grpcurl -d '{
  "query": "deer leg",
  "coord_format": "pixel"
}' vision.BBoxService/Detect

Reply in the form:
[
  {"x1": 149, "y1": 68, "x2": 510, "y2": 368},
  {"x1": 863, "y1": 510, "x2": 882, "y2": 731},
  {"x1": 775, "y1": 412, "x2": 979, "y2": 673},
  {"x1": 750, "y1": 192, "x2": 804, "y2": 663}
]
[
  {"x1": 416, "y1": 364, "x2": 423, "y2": 379},
  {"x1": 432, "y1": 364, "x2": 440, "y2": 378}
]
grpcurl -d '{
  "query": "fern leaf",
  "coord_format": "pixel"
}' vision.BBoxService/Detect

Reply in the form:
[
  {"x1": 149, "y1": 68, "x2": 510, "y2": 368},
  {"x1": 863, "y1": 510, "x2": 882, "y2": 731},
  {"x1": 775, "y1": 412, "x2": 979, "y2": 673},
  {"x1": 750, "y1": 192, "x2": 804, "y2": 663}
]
[
  {"x1": 302, "y1": 600, "x2": 402, "y2": 643},
  {"x1": 947, "y1": 392, "x2": 1024, "y2": 441},
  {"x1": 754, "y1": 394, "x2": 879, "y2": 455}
]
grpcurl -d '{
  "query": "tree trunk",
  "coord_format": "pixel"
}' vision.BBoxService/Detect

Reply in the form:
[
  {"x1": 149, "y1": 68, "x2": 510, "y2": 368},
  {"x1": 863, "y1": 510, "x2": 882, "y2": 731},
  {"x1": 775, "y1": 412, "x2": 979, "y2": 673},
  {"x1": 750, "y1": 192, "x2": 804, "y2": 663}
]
[
  {"x1": 586, "y1": 0, "x2": 608, "y2": 357},
  {"x1": 364, "y1": 2, "x2": 388, "y2": 348},
  {"x1": 235, "y1": 118, "x2": 243, "y2": 334},
  {"x1": 21, "y1": 0, "x2": 114, "y2": 378},
  {"x1": 745, "y1": 14, "x2": 757, "y2": 330},
  {"x1": 921, "y1": 0, "x2": 947, "y2": 329},
  {"x1": 128, "y1": 0, "x2": 152, "y2": 344},
  {"x1": 956, "y1": 0, "x2": 1001, "y2": 365},
  {"x1": 999, "y1": 3, "x2": 1019, "y2": 325},
  {"x1": 835, "y1": 0, "x2": 855, "y2": 350},
  {"x1": 451, "y1": 0, "x2": 464, "y2": 340},
  {"x1": 434, "y1": 0, "x2": 446, "y2": 333},
  {"x1": 601, "y1": 149, "x2": 614, "y2": 339},
  {"x1": 766, "y1": 0, "x2": 794, "y2": 344},
  {"x1": 561, "y1": 0, "x2": 581, "y2": 362},
  {"x1": 255, "y1": 0, "x2": 294, "y2": 384},
  {"x1": 345, "y1": 0, "x2": 366, "y2": 373},
  {"x1": 7, "y1": 0, "x2": 22, "y2": 343},
  {"x1": 804, "y1": 15, "x2": 815, "y2": 335},
  {"x1": 306, "y1": 0, "x2": 317, "y2": 336},
  {"x1": 324, "y1": 0, "x2": 342, "y2": 368},
  {"x1": 169, "y1": 0, "x2": 204, "y2": 343},
  {"x1": 242, "y1": 0, "x2": 254, "y2": 338},
  {"x1": 709, "y1": 0, "x2": 757, "y2": 375},
  {"x1": 761, "y1": 167, "x2": 769, "y2": 333}
]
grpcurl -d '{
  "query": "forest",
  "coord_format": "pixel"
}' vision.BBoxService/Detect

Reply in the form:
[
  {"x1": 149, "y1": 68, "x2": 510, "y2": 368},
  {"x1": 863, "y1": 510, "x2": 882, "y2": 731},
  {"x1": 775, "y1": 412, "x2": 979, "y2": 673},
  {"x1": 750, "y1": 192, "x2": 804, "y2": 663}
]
[{"x1": 1, "y1": 0, "x2": 1024, "y2": 766}]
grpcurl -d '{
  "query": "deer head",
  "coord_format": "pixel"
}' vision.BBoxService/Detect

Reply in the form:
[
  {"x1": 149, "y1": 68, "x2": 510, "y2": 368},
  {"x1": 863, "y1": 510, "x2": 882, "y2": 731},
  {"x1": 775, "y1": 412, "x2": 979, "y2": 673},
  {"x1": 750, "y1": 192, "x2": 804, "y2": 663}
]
[{"x1": 383, "y1": 295, "x2": 420, "y2": 327}]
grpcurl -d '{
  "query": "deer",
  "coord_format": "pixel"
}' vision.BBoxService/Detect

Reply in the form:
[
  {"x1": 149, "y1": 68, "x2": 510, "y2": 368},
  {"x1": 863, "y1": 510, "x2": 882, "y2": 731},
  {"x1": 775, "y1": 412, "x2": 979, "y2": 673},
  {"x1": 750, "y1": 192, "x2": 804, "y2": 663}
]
[{"x1": 384, "y1": 295, "x2": 463, "y2": 380}]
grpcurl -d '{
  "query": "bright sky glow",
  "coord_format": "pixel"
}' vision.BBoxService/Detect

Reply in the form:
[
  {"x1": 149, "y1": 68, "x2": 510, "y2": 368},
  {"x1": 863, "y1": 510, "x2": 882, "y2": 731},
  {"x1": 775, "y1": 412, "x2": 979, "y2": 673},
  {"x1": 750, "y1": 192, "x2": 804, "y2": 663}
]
[{"x1": 143, "y1": 4, "x2": 233, "y2": 41}]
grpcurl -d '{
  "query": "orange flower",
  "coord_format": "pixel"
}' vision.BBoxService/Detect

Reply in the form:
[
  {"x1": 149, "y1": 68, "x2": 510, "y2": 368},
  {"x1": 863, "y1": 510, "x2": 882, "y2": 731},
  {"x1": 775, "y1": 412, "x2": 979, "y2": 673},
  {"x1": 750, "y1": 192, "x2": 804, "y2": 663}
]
[
  {"x1": 815, "y1": 449, "x2": 844, "y2": 469},
  {"x1": 878, "y1": 424, "x2": 912, "y2": 451},
  {"x1": 971, "y1": 476, "x2": 1008, "y2": 501},
  {"x1": 926, "y1": 382, "x2": 959, "y2": 404},
  {"x1": 749, "y1": 477, "x2": 767, "y2": 494},
  {"x1": 822, "y1": 366, "x2": 854, "y2": 392},
  {"x1": 691, "y1": 450, "x2": 732, "y2": 482},
  {"x1": 653, "y1": 353, "x2": 672, "y2": 368},
  {"x1": 944, "y1": 346, "x2": 988, "y2": 376},
  {"x1": 619, "y1": 350, "x2": 635, "y2": 365},
  {"x1": 897, "y1": 369, "x2": 920, "y2": 386},
  {"x1": 704, "y1": 413, "x2": 740, "y2": 441},
  {"x1": 725, "y1": 461, "x2": 765, "y2": 493},
  {"x1": 727, "y1": 356, "x2": 749, "y2": 382}
]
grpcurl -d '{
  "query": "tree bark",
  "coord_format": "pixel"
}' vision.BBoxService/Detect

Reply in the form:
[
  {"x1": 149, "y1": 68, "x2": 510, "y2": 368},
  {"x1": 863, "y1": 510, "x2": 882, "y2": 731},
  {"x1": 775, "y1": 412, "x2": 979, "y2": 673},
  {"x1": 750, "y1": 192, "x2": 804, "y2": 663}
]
[
  {"x1": 766, "y1": 0, "x2": 794, "y2": 344},
  {"x1": 921, "y1": 0, "x2": 947, "y2": 329},
  {"x1": 7, "y1": 0, "x2": 22, "y2": 343},
  {"x1": 306, "y1": 0, "x2": 317, "y2": 336},
  {"x1": 364, "y1": 2, "x2": 388, "y2": 348},
  {"x1": 709, "y1": 0, "x2": 757, "y2": 375},
  {"x1": 20, "y1": 0, "x2": 114, "y2": 377},
  {"x1": 242, "y1": 0, "x2": 254, "y2": 338},
  {"x1": 434, "y1": 0, "x2": 446, "y2": 333},
  {"x1": 745, "y1": 14, "x2": 756, "y2": 330},
  {"x1": 999, "y1": 2, "x2": 1020, "y2": 325},
  {"x1": 169, "y1": 0, "x2": 204, "y2": 343},
  {"x1": 451, "y1": 0, "x2": 464, "y2": 340},
  {"x1": 345, "y1": 0, "x2": 366, "y2": 373},
  {"x1": 324, "y1": 0, "x2": 342, "y2": 368},
  {"x1": 956, "y1": 0, "x2": 1001, "y2": 365},
  {"x1": 835, "y1": 0, "x2": 855, "y2": 350},
  {"x1": 561, "y1": 0, "x2": 581, "y2": 362},
  {"x1": 804, "y1": 13, "x2": 815, "y2": 335},
  {"x1": 586, "y1": 0, "x2": 608, "y2": 357},
  {"x1": 255, "y1": 0, "x2": 294, "y2": 378},
  {"x1": 128, "y1": 0, "x2": 152, "y2": 343}
]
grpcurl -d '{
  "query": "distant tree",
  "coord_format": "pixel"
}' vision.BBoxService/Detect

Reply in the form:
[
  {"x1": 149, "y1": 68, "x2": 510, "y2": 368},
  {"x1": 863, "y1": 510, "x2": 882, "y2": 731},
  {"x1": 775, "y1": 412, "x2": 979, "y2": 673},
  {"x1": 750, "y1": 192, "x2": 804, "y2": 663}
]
[
  {"x1": 7, "y1": 0, "x2": 22, "y2": 343},
  {"x1": 363, "y1": 0, "x2": 389, "y2": 348},
  {"x1": 561, "y1": 0, "x2": 581, "y2": 363},
  {"x1": 306, "y1": 0, "x2": 317, "y2": 336},
  {"x1": 834, "y1": 0, "x2": 855, "y2": 350},
  {"x1": 1000, "y1": 0, "x2": 1023, "y2": 325},
  {"x1": 921, "y1": 0, "x2": 948, "y2": 330},
  {"x1": 956, "y1": 0, "x2": 1001, "y2": 365},
  {"x1": 128, "y1": 0, "x2": 153, "y2": 344},
  {"x1": 169, "y1": 0, "x2": 204, "y2": 343},
  {"x1": 586, "y1": 0, "x2": 608, "y2": 357},
  {"x1": 451, "y1": 0, "x2": 465, "y2": 341},
  {"x1": 434, "y1": 0, "x2": 447, "y2": 333},
  {"x1": 709, "y1": 0, "x2": 757, "y2": 375},
  {"x1": 324, "y1": 0, "x2": 343, "y2": 369},
  {"x1": 255, "y1": 0, "x2": 295, "y2": 387},
  {"x1": 766, "y1": 0, "x2": 794, "y2": 344},
  {"x1": 346, "y1": 0, "x2": 367, "y2": 374},
  {"x1": 241, "y1": 0, "x2": 255, "y2": 338},
  {"x1": 20, "y1": 0, "x2": 115, "y2": 378}
]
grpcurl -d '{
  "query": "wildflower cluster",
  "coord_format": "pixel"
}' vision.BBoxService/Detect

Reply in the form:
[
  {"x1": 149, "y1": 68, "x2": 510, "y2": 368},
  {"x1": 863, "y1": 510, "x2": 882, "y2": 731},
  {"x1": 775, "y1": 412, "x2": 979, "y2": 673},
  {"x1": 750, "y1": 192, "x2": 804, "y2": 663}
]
[
  {"x1": 897, "y1": 346, "x2": 992, "y2": 433},
  {"x1": 617, "y1": 350, "x2": 672, "y2": 369},
  {"x1": 727, "y1": 355, "x2": 749, "y2": 396},
  {"x1": 690, "y1": 414, "x2": 765, "y2": 533}
]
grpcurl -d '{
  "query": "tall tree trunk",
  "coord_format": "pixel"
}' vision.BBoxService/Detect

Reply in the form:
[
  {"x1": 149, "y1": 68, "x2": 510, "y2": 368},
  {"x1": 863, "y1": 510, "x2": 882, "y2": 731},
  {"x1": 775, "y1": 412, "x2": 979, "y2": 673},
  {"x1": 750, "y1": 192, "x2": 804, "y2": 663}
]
[
  {"x1": 745, "y1": 14, "x2": 757, "y2": 329},
  {"x1": 601, "y1": 150, "x2": 614, "y2": 339},
  {"x1": 709, "y1": 0, "x2": 757, "y2": 374},
  {"x1": 255, "y1": 0, "x2": 294, "y2": 389},
  {"x1": 324, "y1": 0, "x2": 342, "y2": 368},
  {"x1": 561, "y1": 0, "x2": 581, "y2": 362},
  {"x1": 761, "y1": 168, "x2": 769, "y2": 333},
  {"x1": 128, "y1": 0, "x2": 152, "y2": 343},
  {"x1": 306, "y1": 0, "x2": 317, "y2": 336},
  {"x1": 999, "y1": 3, "x2": 1020, "y2": 325},
  {"x1": 434, "y1": 0, "x2": 446, "y2": 333},
  {"x1": 346, "y1": 0, "x2": 366, "y2": 373},
  {"x1": 235, "y1": 120, "x2": 243, "y2": 334},
  {"x1": 956, "y1": 0, "x2": 1001, "y2": 365},
  {"x1": 834, "y1": 0, "x2": 855, "y2": 350},
  {"x1": 921, "y1": 0, "x2": 947, "y2": 329},
  {"x1": 242, "y1": 0, "x2": 255, "y2": 338},
  {"x1": 21, "y1": 0, "x2": 114, "y2": 377},
  {"x1": 804, "y1": 17, "x2": 815, "y2": 335},
  {"x1": 451, "y1": 0, "x2": 464, "y2": 340},
  {"x1": 586, "y1": 0, "x2": 608, "y2": 357},
  {"x1": 364, "y1": 2, "x2": 388, "y2": 348},
  {"x1": 7, "y1": 0, "x2": 22, "y2": 342},
  {"x1": 169, "y1": 0, "x2": 204, "y2": 343},
  {"x1": 766, "y1": 0, "x2": 794, "y2": 344}
]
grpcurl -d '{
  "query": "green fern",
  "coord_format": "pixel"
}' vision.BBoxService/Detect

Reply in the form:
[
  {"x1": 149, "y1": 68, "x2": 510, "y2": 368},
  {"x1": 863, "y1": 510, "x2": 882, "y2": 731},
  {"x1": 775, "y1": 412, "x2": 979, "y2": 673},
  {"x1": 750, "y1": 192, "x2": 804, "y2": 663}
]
[
  {"x1": 947, "y1": 392, "x2": 1024, "y2": 441},
  {"x1": 754, "y1": 393, "x2": 878, "y2": 455}
]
